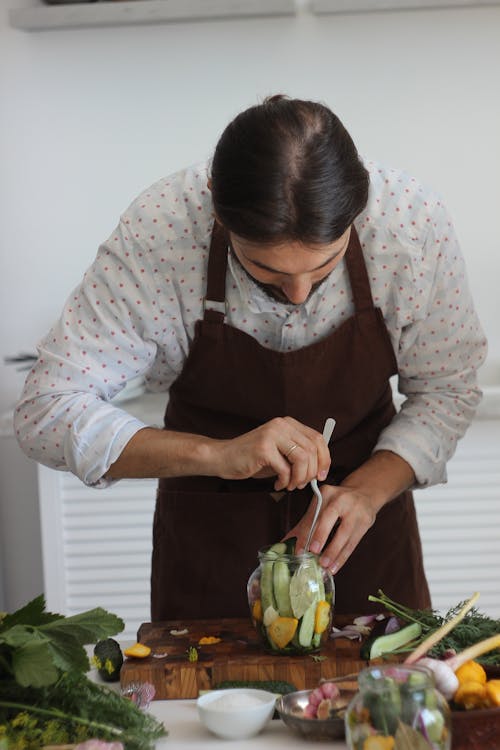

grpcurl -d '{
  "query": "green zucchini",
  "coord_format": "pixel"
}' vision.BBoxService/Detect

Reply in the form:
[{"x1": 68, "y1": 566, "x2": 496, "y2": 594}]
[
  {"x1": 361, "y1": 621, "x2": 422, "y2": 661},
  {"x1": 273, "y1": 561, "x2": 293, "y2": 616},
  {"x1": 269, "y1": 542, "x2": 287, "y2": 555},
  {"x1": 260, "y1": 549, "x2": 278, "y2": 612},
  {"x1": 298, "y1": 601, "x2": 316, "y2": 648},
  {"x1": 93, "y1": 637, "x2": 123, "y2": 682}
]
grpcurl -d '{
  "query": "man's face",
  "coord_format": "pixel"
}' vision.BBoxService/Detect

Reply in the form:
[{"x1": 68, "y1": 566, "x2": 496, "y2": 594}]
[{"x1": 228, "y1": 226, "x2": 351, "y2": 305}]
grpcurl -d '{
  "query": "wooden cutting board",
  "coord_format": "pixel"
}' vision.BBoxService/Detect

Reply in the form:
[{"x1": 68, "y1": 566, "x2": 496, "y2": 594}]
[{"x1": 120, "y1": 617, "x2": 367, "y2": 700}]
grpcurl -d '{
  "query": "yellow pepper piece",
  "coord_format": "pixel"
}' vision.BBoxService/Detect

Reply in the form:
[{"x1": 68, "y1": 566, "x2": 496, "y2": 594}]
[
  {"x1": 455, "y1": 659, "x2": 487, "y2": 686},
  {"x1": 198, "y1": 636, "x2": 221, "y2": 645},
  {"x1": 268, "y1": 616, "x2": 298, "y2": 649},
  {"x1": 314, "y1": 600, "x2": 331, "y2": 634},
  {"x1": 485, "y1": 679, "x2": 500, "y2": 707},
  {"x1": 123, "y1": 642, "x2": 151, "y2": 659},
  {"x1": 251, "y1": 599, "x2": 263, "y2": 623},
  {"x1": 454, "y1": 680, "x2": 488, "y2": 710},
  {"x1": 362, "y1": 736, "x2": 395, "y2": 750}
]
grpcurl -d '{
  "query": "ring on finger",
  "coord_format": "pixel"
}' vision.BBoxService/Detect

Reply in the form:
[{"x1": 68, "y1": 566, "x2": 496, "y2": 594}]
[{"x1": 285, "y1": 443, "x2": 298, "y2": 459}]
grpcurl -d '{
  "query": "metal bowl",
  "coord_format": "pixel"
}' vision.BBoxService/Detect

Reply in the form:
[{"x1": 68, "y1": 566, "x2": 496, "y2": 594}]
[{"x1": 276, "y1": 689, "x2": 347, "y2": 741}]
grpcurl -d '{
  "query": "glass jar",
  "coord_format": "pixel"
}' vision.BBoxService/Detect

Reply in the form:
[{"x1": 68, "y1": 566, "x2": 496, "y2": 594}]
[
  {"x1": 247, "y1": 543, "x2": 334, "y2": 655},
  {"x1": 345, "y1": 664, "x2": 452, "y2": 750}
]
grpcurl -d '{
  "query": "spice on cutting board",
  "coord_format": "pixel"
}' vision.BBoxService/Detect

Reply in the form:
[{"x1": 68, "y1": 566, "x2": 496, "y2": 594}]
[
  {"x1": 198, "y1": 636, "x2": 221, "y2": 645},
  {"x1": 123, "y1": 642, "x2": 151, "y2": 658}
]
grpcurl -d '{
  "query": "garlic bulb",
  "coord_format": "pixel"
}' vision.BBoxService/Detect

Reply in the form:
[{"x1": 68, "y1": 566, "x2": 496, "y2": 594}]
[{"x1": 416, "y1": 657, "x2": 459, "y2": 700}]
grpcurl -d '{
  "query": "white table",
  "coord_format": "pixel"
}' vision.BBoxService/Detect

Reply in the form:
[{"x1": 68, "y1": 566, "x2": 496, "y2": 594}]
[
  {"x1": 148, "y1": 699, "x2": 348, "y2": 749},
  {"x1": 88, "y1": 650, "x2": 348, "y2": 748}
]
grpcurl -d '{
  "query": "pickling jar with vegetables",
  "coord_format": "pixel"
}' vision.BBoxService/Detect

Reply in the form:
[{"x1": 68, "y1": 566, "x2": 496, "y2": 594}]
[
  {"x1": 247, "y1": 540, "x2": 334, "y2": 654},
  {"x1": 345, "y1": 664, "x2": 451, "y2": 750}
]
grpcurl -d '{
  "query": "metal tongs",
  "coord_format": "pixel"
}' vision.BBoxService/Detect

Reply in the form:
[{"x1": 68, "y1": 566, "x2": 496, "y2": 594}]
[{"x1": 304, "y1": 417, "x2": 336, "y2": 552}]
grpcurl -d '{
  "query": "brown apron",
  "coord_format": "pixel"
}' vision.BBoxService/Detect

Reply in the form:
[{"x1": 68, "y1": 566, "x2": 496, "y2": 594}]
[{"x1": 151, "y1": 222, "x2": 431, "y2": 620}]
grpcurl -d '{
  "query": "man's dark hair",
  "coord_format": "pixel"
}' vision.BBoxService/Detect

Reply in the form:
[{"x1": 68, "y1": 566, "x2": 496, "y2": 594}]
[{"x1": 210, "y1": 95, "x2": 370, "y2": 245}]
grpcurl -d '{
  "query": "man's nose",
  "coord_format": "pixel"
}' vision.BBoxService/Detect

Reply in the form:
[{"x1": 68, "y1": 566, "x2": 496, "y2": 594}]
[{"x1": 281, "y1": 277, "x2": 312, "y2": 304}]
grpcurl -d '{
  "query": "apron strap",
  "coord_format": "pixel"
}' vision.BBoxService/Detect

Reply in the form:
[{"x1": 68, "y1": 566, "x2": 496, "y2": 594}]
[
  {"x1": 203, "y1": 220, "x2": 228, "y2": 324},
  {"x1": 345, "y1": 227, "x2": 376, "y2": 312},
  {"x1": 203, "y1": 221, "x2": 376, "y2": 319}
]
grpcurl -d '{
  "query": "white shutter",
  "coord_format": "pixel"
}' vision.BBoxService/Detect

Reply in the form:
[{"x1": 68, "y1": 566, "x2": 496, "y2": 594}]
[
  {"x1": 414, "y1": 419, "x2": 500, "y2": 617},
  {"x1": 38, "y1": 466, "x2": 156, "y2": 640}
]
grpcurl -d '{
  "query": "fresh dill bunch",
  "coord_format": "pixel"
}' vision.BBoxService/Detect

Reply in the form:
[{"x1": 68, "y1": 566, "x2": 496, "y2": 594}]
[
  {"x1": 3, "y1": 711, "x2": 77, "y2": 750},
  {"x1": 368, "y1": 590, "x2": 500, "y2": 665},
  {"x1": 0, "y1": 672, "x2": 166, "y2": 750},
  {"x1": 428, "y1": 605, "x2": 500, "y2": 664}
]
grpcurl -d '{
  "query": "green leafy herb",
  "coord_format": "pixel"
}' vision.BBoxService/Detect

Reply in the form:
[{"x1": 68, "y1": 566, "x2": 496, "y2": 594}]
[
  {"x1": 368, "y1": 590, "x2": 500, "y2": 664},
  {"x1": 0, "y1": 596, "x2": 167, "y2": 750},
  {"x1": 0, "y1": 594, "x2": 124, "y2": 687}
]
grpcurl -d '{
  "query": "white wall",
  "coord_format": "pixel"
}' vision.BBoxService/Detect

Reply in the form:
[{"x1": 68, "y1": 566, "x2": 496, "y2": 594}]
[{"x1": 1, "y1": 0, "x2": 499, "y2": 611}]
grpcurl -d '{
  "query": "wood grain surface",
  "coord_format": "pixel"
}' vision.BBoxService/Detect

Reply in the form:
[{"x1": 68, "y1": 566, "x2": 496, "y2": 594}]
[{"x1": 120, "y1": 616, "x2": 367, "y2": 700}]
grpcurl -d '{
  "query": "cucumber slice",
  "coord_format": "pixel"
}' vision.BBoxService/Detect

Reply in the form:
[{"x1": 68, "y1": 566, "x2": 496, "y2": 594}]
[
  {"x1": 290, "y1": 564, "x2": 319, "y2": 619},
  {"x1": 273, "y1": 561, "x2": 293, "y2": 617},
  {"x1": 363, "y1": 621, "x2": 423, "y2": 660},
  {"x1": 269, "y1": 542, "x2": 287, "y2": 555},
  {"x1": 260, "y1": 549, "x2": 278, "y2": 612},
  {"x1": 315, "y1": 560, "x2": 326, "y2": 601},
  {"x1": 298, "y1": 601, "x2": 316, "y2": 648}
]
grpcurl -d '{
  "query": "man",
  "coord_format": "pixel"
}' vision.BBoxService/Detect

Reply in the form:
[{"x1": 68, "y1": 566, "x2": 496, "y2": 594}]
[{"x1": 15, "y1": 96, "x2": 487, "y2": 620}]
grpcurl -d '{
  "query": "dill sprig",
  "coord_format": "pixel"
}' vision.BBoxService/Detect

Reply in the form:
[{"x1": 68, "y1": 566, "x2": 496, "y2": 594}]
[
  {"x1": 0, "y1": 672, "x2": 166, "y2": 750},
  {"x1": 368, "y1": 590, "x2": 500, "y2": 665},
  {"x1": 0, "y1": 596, "x2": 167, "y2": 750}
]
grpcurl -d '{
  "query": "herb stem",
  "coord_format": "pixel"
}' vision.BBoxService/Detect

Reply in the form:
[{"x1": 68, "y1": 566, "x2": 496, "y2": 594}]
[
  {"x1": 0, "y1": 700, "x2": 122, "y2": 737},
  {"x1": 367, "y1": 590, "x2": 429, "y2": 628}
]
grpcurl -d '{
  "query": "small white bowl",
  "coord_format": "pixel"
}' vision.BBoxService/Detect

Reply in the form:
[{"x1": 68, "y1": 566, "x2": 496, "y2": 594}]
[{"x1": 197, "y1": 688, "x2": 277, "y2": 740}]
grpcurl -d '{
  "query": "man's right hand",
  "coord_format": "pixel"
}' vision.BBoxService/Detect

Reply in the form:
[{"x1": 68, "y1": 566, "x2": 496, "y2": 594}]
[
  {"x1": 106, "y1": 416, "x2": 331, "y2": 491},
  {"x1": 209, "y1": 416, "x2": 331, "y2": 491}
]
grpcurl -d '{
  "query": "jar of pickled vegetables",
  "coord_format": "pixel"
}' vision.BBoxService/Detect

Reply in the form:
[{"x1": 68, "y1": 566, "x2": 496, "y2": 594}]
[
  {"x1": 345, "y1": 664, "x2": 451, "y2": 750},
  {"x1": 247, "y1": 541, "x2": 334, "y2": 655}
]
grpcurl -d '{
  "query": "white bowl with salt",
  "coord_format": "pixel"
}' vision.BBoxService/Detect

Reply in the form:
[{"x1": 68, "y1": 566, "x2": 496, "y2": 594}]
[{"x1": 197, "y1": 688, "x2": 277, "y2": 739}]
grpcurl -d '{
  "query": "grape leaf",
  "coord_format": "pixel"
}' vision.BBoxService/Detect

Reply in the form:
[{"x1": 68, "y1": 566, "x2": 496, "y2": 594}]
[
  {"x1": 12, "y1": 641, "x2": 60, "y2": 687},
  {"x1": 47, "y1": 630, "x2": 90, "y2": 674},
  {"x1": 0, "y1": 598, "x2": 124, "y2": 688},
  {"x1": 0, "y1": 624, "x2": 49, "y2": 647},
  {"x1": 40, "y1": 607, "x2": 124, "y2": 645},
  {"x1": 0, "y1": 594, "x2": 60, "y2": 632}
]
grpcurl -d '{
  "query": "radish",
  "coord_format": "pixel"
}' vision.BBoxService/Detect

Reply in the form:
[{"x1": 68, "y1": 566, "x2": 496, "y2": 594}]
[{"x1": 304, "y1": 681, "x2": 343, "y2": 718}]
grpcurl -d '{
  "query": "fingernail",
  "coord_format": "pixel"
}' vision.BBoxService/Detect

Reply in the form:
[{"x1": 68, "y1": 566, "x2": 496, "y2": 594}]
[
  {"x1": 320, "y1": 556, "x2": 331, "y2": 568},
  {"x1": 318, "y1": 470, "x2": 328, "y2": 481},
  {"x1": 296, "y1": 546, "x2": 305, "y2": 555},
  {"x1": 310, "y1": 541, "x2": 321, "y2": 554},
  {"x1": 330, "y1": 563, "x2": 339, "y2": 575}
]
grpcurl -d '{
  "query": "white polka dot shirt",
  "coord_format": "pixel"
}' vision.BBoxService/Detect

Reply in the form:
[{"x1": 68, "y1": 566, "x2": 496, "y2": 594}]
[{"x1": 14, "y1": 160, "x2": 487, "y2": 488}]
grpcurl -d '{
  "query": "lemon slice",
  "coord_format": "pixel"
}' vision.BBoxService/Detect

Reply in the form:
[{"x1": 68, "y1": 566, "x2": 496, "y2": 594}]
[{"x1": 289, "y1": 564, "x2": 320, "y2": 619}]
